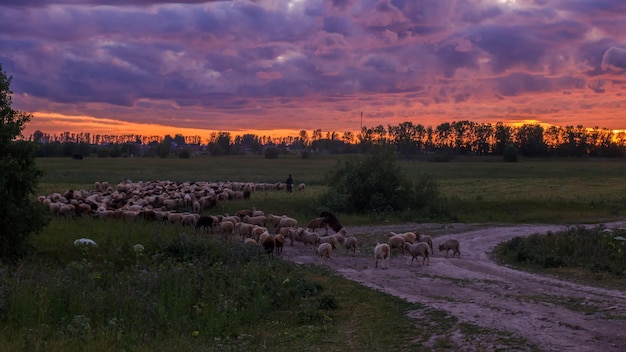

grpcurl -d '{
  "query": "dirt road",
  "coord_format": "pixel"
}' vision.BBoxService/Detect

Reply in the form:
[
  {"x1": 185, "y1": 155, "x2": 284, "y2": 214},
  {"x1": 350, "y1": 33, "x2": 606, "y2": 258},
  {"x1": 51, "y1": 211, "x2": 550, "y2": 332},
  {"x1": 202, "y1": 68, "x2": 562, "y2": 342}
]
[{"x1": 280, "y1": 222, "x2": 626, "y2": 351}]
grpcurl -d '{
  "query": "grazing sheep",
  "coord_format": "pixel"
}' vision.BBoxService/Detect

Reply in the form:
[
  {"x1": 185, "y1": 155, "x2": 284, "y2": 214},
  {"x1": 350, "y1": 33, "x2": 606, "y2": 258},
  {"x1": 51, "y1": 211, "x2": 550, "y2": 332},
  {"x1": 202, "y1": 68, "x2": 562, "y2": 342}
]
[
  {"x1": 196, "y1": 216, "x2": 215, "y2": 233},
  {"x1": 74, "y1": 238, "x2": 98, "y2": 248},
  {"x1": 298, "y1": 183, "x2": 305, "y2": 191},
  {"x1": 316, "y1": 243, "x2": 333, "y2": 265},
  {"x1": 243, "y1": 238, "x2": 257, "y2": 246},
  {"x1": 344, "y1": 236, "x2": 358, "y2": 256},
  {"x1": 301, "y1": 230, "x2": 321, "y2": 246},
  {"x1": 389, "y1": 231, "x2": 417, "y2": 244},
  {"x1": 274, "y1": 234, "x2": 285, "y2": 255},
  {"x1": 387, "y1": 235, "x2": 407, "y2": 255},
  {"x1": 404, "y1": 242, "x2": 431, "y2": 266},
  {"x1": 219, "y1": 221, "x2": 235, "y2": 236},
  {"x1": 319, "y1": 211, "x2": 342, "y2": 233},
  {"x1": 243, "y1": 215, "x2": 267, "y2": 227},
  {"x1": 307, "y1": 217, "x2": 329, "y2": 234},
  {"x1": 439, "y1": 238, "x2": 461, "y2": 258},
  {"x1": 416, "y1": 233, "x2": 433, "y2": 252},
  {"x1": 374, "y1": 242, "x2": 390, "y2": 269}
]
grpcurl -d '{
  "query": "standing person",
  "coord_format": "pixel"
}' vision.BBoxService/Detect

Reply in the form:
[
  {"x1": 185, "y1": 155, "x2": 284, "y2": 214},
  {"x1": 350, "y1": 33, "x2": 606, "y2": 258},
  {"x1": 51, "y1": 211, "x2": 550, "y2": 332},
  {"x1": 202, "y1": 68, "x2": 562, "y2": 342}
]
[{"x1": 286, "y1": 174, "x2": 293, "y2": 193}]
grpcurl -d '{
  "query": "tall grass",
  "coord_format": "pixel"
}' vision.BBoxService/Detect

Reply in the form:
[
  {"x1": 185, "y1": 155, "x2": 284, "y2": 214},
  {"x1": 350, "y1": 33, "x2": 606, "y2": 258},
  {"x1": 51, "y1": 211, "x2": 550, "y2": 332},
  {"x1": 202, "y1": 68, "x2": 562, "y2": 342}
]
[{"x1": 1, "y1": 217, "x2": 519, "y2": 351}]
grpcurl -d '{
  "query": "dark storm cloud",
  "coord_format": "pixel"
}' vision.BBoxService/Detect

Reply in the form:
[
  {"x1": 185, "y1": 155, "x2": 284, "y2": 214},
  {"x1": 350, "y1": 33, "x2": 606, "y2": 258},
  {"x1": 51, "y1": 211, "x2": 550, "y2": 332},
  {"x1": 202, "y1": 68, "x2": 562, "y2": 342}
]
[{"x1": 2, "y1": 0, "x2": 626, "y2": 134}]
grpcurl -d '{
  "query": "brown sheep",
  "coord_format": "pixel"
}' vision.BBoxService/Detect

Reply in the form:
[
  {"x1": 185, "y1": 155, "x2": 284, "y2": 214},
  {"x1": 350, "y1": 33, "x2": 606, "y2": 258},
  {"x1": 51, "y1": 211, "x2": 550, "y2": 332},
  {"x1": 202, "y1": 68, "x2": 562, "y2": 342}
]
[{"x1": 439, "y1": 238, "x2": 461, "y2": 258}]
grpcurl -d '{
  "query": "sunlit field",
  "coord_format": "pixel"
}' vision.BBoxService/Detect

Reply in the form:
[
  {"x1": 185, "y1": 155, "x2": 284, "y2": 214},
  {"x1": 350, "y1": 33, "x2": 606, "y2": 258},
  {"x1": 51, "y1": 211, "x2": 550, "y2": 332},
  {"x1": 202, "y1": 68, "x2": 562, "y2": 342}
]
[{"x1": 36, "y1": 154, "x2": 626, "y2": 224}]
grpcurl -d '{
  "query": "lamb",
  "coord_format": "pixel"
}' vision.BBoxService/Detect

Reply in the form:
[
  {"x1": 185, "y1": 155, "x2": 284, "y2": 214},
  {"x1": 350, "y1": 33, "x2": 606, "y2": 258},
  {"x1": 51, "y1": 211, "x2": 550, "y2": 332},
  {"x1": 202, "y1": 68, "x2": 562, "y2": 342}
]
[
  {"x1": 439, "y1": 238, "x2": 461, "y2": 258},
  {"x1": 404, "y1": 242, "x2": 431, "y2": 266},
  {"x1": 316, "y1": 243, "x2": 333, "y2": 265},
  {"x1": 387, "y1": 235, "x2": 407, "y2": 255},
  {"x1": 344, "y1": 236, "x2": 358, "y2": 256},
  {"x1": 374, "y1": 242, "x2": 390, "y2": 269}
]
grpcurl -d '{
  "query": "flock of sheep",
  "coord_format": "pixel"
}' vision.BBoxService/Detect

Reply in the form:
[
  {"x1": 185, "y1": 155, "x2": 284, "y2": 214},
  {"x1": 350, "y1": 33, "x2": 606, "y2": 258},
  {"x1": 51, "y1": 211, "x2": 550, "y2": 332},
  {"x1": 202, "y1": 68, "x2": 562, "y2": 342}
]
[{"x1": 38, "y1": 179, "x2": 461, "y2": 269}]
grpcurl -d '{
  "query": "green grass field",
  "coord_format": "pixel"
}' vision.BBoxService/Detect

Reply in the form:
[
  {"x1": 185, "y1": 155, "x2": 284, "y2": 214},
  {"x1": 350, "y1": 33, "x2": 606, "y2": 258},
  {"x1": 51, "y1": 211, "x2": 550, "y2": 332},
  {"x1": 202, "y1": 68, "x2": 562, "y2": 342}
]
[
  {"x1": 0, "y1": 154, "x2": 620, "y2": 351},
  {"x1": 36, "y1": 154, "x2": 626, "y2": 224}
]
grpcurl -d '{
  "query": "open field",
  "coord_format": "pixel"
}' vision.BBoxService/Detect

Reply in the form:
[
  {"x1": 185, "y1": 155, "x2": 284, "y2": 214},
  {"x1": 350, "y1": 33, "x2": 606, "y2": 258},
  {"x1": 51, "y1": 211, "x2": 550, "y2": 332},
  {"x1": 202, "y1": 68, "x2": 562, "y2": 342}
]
[
  {"x1": 1, "y1": 155, "x2": 623, "y2": 351},
  {"x1": 36, "y1": 155, "x2": 626, "y2": 223}
]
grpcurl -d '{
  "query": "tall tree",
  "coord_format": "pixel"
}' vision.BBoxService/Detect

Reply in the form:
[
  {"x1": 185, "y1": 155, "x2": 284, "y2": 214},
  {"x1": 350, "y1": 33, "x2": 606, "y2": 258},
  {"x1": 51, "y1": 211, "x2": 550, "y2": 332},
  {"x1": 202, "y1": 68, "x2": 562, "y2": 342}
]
[{"x1": 0, "y1": 64, "x2": 50, "y2": 262}]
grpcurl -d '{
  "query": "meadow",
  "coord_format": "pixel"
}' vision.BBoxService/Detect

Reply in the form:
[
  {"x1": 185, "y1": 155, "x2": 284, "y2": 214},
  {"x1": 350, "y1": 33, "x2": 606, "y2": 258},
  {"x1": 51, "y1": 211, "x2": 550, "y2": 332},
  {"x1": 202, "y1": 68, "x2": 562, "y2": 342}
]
[{"x1": 0, "y1": 154, "x2": 624, "y2": 351}]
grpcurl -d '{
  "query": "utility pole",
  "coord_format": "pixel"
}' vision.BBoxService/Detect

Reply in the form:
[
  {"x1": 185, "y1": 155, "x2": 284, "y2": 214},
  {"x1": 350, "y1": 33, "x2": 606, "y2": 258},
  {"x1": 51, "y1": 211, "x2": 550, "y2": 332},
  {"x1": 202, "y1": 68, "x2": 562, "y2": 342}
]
[{"x1": 360, "y1": 111, "x2": 363, "y2": 131}]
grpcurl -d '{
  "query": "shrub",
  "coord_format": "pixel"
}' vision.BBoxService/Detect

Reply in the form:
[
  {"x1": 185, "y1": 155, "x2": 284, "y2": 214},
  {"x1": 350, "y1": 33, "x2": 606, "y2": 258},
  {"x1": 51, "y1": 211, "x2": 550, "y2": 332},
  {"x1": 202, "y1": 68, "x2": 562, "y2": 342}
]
[
  {"x1": 503, "y1": 144, "x2": 518, "y2": 162},
  {"x1": 264, "y1": 146, "x2": 280, "y2": 159},
  {"x1": 318, "y1": 148, "x2": 447, "y2": 217},
  {"x1": 178, "y1": 148, "x2": 191, "y2": 159}
]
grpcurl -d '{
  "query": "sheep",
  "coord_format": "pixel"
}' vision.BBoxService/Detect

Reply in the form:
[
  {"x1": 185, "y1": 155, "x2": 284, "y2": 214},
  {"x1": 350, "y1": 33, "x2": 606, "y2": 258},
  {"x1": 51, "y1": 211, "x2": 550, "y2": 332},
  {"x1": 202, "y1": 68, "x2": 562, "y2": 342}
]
[
  {"x1": 404, "y1": 242, "x2": 431, "y2": 266},
  {"x1": 274, "y1": 234, "x2": 285, "y2": 255},
  {"x1": 277, "y1": 216, "x2": 297, "y2": 231},
  {"x1": 298, "y1": 183, "x2": 305, "y2": 191},
  {"x1": 235, "y1": 222, "x2": 255, "y2": 241},
  {"x1": 316, "y1": 243, "x2": 333, "y2": 265},
  {"x1": 251, "y1": 226, "x2": 268, "y2": 241},
  {"x1": 181, "y1": 213, "x2": 198, "y2": 227},
  {"x1": 387, "y1": 235, "x2": 407, "y2": 255},
  {"x1": 319, "y1": 235, "x2": 339, "y2": 249},
  {"x1": 196, "y1": 216, "x2": 215, "y2": 233},
  {"x1": 301, "y1": 230, "x2": 321, "y2": 246},
  {"x1": 416, "y1": 233, "x2": 434, "y2": 253},
  {"x1": 389, "y1": 231, "x2": 417, "y2": 244},
  {"x1": 374, "y1": 242, "x2": 390, "y2": 269},
  {"x1": 243, "y1": 215, "x2": 267, "y2": 227},
  {"x1": 319, "y1": 211, "x2": 342, "y2": 233},
  {"x1": 243, "y1": 238, "x2": 257, "y2": 246},
  {"x1": 261, "y1": 235, "x2": 275, "y2": 257},
  {"x1": 266, "y1": 214, "x2": 284, "y2": 229},
  {"x1": 439, "y1": 238, "x2": 461, "y2": 258},
  {"x1": 344, "y1": 236, "x2": 358, "y2": 256},
  {"x1": 307, "y1": 217, "x2": 329, "y2": 234},
  {"x1": 74, "y1": 238, "x2": 98, "y2": 248},
  {"x1": 219, "y1": 221, "x2": 235, "y2": 236}
]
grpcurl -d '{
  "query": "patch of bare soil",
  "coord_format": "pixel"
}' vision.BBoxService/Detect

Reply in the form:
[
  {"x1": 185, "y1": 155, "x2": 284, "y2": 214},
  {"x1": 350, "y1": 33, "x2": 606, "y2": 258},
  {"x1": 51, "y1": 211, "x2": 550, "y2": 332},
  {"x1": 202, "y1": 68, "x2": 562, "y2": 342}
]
[{"x1": 279, "y1": 222, "x2": 626, "y2": 351}]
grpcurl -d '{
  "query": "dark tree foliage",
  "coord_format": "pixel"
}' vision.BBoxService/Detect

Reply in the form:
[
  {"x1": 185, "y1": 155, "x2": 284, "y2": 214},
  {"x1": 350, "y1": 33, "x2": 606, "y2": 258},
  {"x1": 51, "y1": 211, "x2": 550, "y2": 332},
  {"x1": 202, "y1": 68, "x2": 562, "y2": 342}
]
[
  {"x1": 503, "y1": 144, "x2": 518, "y2": 162},
  {"x1": 319, "y1": 147, "x2": 444, "y2": 215},
  {"x1": 264, "y1": 146, "x2": 279, "y2": 159},
  {"x1": 0, "y1": 64, "x2": 50, "y2": 262}
]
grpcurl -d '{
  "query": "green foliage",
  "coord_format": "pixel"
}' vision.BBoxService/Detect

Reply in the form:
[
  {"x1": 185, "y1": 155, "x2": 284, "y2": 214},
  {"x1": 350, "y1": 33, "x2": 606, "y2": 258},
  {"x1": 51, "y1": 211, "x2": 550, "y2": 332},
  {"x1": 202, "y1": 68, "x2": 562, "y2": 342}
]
[
  {"x1": 264, "y1": 146, "x2": 279, "y2": 159},
  {"x1": 178, "y1": 148, "x2": 191, "y2": 159},
  {"x1": 318, "y1": 149, "x2": 446, "y2": 217},
  {"x1": 503, "y1": 144, "x2": 518, "y2": 162},
  {"x1": 157, "y1": 140, "x2": 171, "y2": 158},
  {"x1": 494, "y1": 226, "x2": 626, "y2": 276},
  {"x1": 0, "y1": 64, "x2": 50, "y2": 262}
]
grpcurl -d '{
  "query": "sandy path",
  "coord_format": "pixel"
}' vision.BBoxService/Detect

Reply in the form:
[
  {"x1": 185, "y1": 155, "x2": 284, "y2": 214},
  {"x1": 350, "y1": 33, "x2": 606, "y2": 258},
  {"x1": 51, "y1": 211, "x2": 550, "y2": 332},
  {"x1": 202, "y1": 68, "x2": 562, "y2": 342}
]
[{"x1": 280, "y1": 222, "x2": 626, "y2": 351}]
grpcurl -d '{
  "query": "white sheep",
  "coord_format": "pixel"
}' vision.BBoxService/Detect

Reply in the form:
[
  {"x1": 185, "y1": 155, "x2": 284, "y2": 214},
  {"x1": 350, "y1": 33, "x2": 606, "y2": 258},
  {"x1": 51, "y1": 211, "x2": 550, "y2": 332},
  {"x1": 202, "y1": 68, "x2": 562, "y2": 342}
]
[
  {"x1": 301, "y1": 230, "x2": 321, "y2": 247},
  {"x1": 404, "y1": 242, "x2": 431, "y2": 266},
  {"x1": 74, "y1": 238, "x2": 98, "y2": 248},
  {"x1": 389, "y1": 231, "x2": 417, "y2": 244},
  {"x1": 374, "y1": 242, "x2": 390, "y2": 269},
  {"x1": 344, "y1": 236, "x2": 358, "y2": 256},
  {"x1": 277, "y1": 216, "x2": 297, "y2": 230},
  {"x1": 243, "y1": 215, "x2": 267, "y2": 227},
  {"x1": 298, "y1": 183, "x2": 305, "y2": 191},
  {"x1": 316, "y1": 243, "x2": 333, "y2": 265},
  {"x1": 439, "y1": 238, "x2": 461, "y2": 258}
]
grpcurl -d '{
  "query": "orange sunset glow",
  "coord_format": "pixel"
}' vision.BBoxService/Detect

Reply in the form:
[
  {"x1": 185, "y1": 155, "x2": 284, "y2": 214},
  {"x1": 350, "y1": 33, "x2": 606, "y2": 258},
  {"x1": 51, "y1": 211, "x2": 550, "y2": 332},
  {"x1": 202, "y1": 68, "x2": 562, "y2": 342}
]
[{"x1": 4, "y1": 1, "x2": 626, "y2": 140}]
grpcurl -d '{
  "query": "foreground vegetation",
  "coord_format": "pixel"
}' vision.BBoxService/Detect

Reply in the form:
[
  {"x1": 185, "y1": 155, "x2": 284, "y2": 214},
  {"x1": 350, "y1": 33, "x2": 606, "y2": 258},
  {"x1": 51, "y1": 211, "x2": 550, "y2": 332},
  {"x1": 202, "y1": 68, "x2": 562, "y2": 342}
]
[{"x1": 494, "y1": 225, "x2": 626, "y2": 290}]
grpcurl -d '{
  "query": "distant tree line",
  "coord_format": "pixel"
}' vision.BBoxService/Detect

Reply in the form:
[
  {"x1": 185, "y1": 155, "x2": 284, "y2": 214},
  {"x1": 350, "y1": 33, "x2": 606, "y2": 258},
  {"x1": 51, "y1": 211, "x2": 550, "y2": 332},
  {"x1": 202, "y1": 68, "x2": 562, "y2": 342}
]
[{"x1": 29, "y1": 120, "x2": 626, "y2": 159}]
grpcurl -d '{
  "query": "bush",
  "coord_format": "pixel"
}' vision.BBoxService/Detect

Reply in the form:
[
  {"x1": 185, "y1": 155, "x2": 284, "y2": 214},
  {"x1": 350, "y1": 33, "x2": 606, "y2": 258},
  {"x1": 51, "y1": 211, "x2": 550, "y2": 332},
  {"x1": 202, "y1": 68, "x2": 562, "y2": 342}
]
[
  {"x1": 301, "y1": 150, "x2": 311, "y2": 159},
  {"x1": 318, "y1": 148, "x2": 447, "y2": 217},
  {"x1": 178, "y1": 148, "x2": 191, "y2": 159},
  {"x1": 264, "y1": 146, "x2": 280, "y2": 159},
  {"x1": 503, "y1": 144, "x2": 518, "y2": 162}
]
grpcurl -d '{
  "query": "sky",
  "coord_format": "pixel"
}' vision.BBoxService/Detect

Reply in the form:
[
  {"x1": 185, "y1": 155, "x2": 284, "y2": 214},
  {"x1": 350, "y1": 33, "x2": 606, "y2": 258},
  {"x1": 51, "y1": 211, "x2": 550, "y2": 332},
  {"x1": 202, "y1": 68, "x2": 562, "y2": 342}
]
[{"x1": 2, "y1": 0, "x2": 626, "y2": 141}]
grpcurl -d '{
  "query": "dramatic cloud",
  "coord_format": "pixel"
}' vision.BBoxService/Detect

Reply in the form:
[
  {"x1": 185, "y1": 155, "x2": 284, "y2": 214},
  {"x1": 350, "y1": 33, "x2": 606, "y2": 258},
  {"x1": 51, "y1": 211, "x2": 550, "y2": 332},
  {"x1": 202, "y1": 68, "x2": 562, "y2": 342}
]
[{"x1": 1, "y1": 0, "x2": 625, "y2": 140}]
